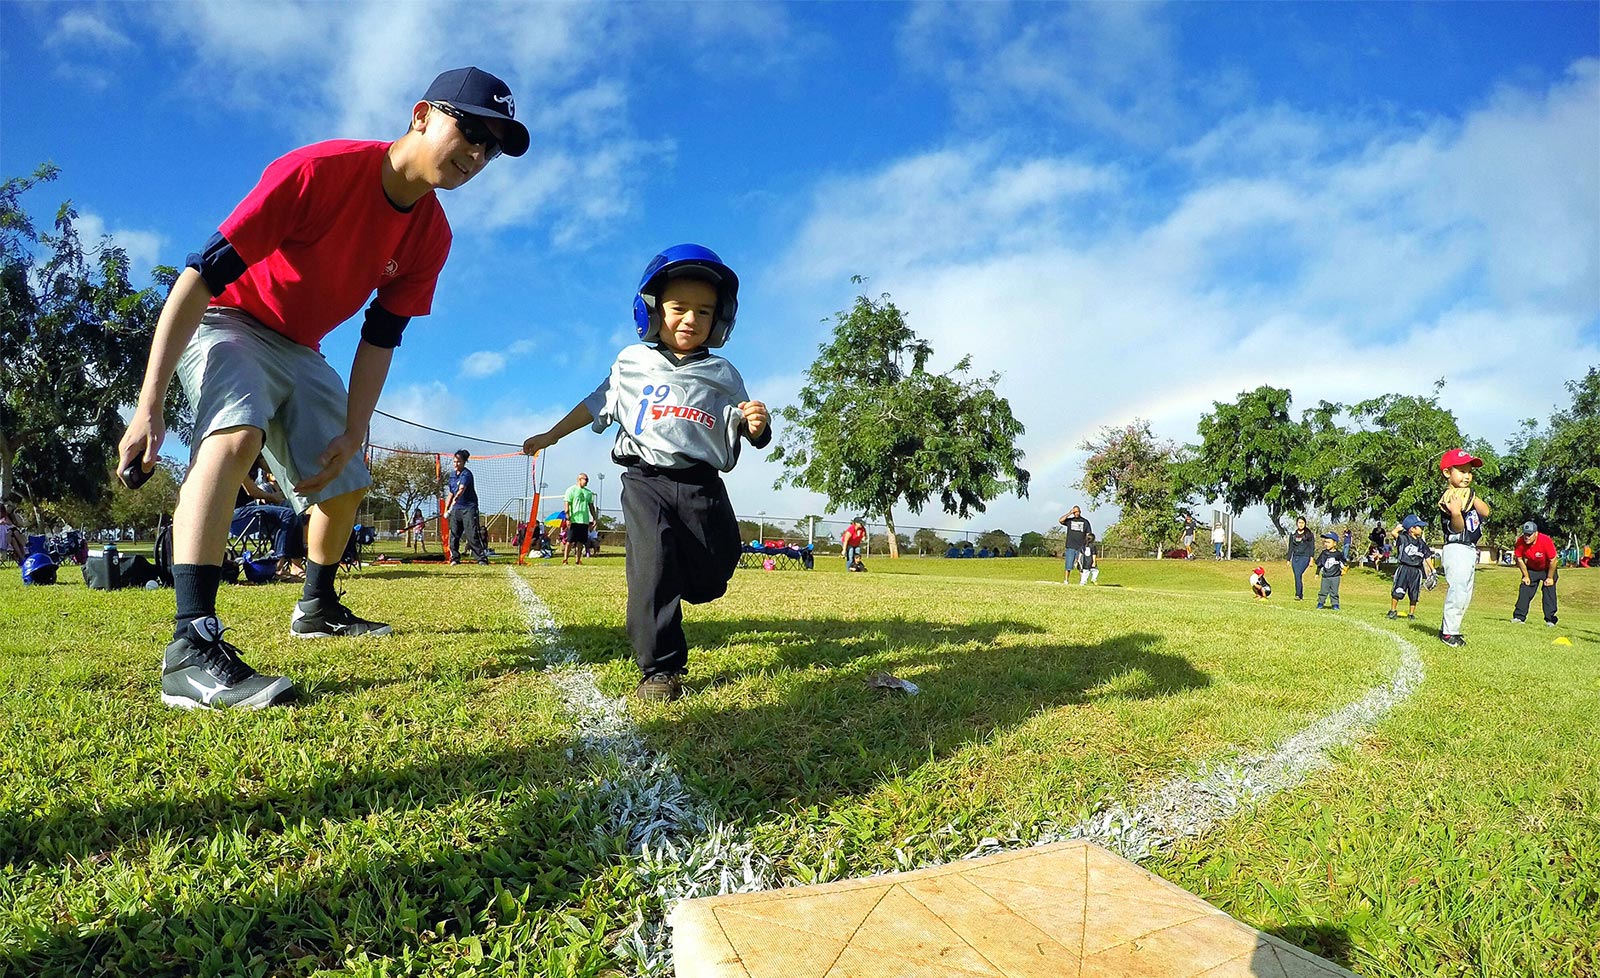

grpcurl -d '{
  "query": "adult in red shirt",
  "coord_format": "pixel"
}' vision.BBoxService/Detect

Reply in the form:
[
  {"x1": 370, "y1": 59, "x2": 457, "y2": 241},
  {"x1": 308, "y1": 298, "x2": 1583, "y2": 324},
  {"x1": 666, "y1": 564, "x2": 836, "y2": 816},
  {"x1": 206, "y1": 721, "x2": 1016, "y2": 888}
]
[
  {"x1": 117, "y1": 67, "x2": 529, "y2": 711},
  {"x1": 1512, "y1": 520, "x2": 1560, "y2": 626}
]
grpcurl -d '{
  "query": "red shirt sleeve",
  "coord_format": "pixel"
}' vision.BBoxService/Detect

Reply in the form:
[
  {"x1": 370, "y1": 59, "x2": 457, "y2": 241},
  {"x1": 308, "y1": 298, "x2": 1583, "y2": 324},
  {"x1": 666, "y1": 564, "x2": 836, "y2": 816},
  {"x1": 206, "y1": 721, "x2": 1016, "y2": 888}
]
[{"x1": 218, "y1": 153, "x2": 319, "y2": 266}]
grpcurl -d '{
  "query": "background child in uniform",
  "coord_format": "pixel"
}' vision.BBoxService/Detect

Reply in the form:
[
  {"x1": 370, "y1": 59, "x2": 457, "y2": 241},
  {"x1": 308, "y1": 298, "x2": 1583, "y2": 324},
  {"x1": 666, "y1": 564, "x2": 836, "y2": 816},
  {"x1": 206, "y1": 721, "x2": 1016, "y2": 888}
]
[
  {"x1": 522, "y1": 244, "x2": 769, "y2": 703},
  {"x1": 1387, "y1": 514, "x2": 1436, "y2": 619},
  {"x1": 1315, "y1": 532, "x2": 1345, "y2": 609},
  {"x1": 1436, "y1": 448, "x2": 1490, "y2": 647},
  {"x1": 1249, "y1": 565, "x2": 1272, "y2": 600}
]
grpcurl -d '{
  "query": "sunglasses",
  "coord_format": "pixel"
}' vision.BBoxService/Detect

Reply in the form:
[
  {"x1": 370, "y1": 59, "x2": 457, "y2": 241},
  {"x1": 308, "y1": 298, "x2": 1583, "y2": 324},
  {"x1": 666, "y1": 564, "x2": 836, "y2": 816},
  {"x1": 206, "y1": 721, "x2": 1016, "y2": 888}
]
[{"x1": 430, "y1": 102, "x2": 504, "y2": 160}]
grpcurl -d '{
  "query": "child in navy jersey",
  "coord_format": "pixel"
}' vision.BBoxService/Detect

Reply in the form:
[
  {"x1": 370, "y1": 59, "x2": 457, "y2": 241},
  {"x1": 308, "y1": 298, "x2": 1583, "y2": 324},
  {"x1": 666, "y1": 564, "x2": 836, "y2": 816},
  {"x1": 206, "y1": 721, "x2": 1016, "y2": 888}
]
[{"x1": 523, "y1": 245, "x2": 770, "y2": 703}]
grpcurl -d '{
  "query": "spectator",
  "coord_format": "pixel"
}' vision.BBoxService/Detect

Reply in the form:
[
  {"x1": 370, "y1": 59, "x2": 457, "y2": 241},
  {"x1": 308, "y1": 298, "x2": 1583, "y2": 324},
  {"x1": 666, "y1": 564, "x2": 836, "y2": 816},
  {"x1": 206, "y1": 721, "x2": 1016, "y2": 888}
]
[
  {"x1": 1211, "y1": 522, "x2": 1227, "y2": 559},
  {"x1": 1341, "y1": 528, "x2": 1353, "y2": 562},
  {"x1": 1286, "y1": 516, "x2": 1315, "y2": 600},
  {"x1": 1181, "y1": 513, "x2": 1197, "y2": 560},
  {"x1": 1368, "y1": 523, "x2": 1388, "y2": 563},
  {"x1": 563, "y1": 473, "x2": 596, "y2": 565},
  {"x1": 1058, "y1": 506, "x2": 1091, "y2": 583},
  {"x1": 1512, "y1": 521, "x2": 1559, "y2": 626},
  {"x1": 0, "y1": 501, "x2": 25, "y2": 563}
]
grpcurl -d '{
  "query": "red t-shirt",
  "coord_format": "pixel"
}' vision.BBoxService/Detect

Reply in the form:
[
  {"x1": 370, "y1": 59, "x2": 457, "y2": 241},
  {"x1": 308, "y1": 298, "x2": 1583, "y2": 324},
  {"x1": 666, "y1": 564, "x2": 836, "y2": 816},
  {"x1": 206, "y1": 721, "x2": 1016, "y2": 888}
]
[
  {"x1": 215, "y1": 140, "x2": 451, "y2": 349},
  {"x1": 1513, "y1": 533, "x2": 1557, "y2": 571}
]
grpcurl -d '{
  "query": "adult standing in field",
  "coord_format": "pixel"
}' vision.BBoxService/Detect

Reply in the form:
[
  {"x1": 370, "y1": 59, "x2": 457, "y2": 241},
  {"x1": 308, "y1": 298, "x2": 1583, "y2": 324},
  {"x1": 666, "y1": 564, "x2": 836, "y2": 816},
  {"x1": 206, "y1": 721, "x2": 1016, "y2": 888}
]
[
  {"x1": 563, "y1": 472, "x2": 596, "y2": 565},
  {"x1": 1058, "y1": 506, "x2": 1091, "y2": 583},
  {"x1": 1287, "y1": 516, "x2": 1315, "y2": 600},
  {"x1": 1181, "y1": 513, "x2": 1197, "y2": 559},
  {"x1": 1211, "y1": 521, "x2": 1227, "y2": 559},
  {"x1": 0, "y1": 501, "x2": 25, "y2": 563},
  {"x1": 1369, "y1": 523, "x2": 1388, "y2": 564},
  {"x1": 1512, "y1": 521, "x2": 1559, "y2": 626},
  {"x1": 446, "y1": 449, "x2": 488, "y2": 565},
  {"x1": 116, "y1": 67, "x2": 529, "y2": 710}
]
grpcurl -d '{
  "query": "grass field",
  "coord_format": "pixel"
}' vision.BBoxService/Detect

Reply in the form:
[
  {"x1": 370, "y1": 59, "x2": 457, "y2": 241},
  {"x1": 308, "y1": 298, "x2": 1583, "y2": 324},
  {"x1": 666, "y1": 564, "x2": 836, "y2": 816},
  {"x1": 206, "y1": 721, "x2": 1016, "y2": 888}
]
[{"x1": 2, "y1": 551, "x2": 1596, "y2": 976}]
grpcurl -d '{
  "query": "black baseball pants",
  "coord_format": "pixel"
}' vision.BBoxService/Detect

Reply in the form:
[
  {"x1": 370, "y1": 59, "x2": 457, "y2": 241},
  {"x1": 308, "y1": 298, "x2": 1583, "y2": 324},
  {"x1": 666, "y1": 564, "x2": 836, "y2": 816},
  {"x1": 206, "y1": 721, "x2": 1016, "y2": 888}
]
[
  {"x1": 622, "y1": 465, "x2": 741, "y2": 678},
  {"x1": 1512, "y1": 569, "x2": 1558, "y2": 624}
]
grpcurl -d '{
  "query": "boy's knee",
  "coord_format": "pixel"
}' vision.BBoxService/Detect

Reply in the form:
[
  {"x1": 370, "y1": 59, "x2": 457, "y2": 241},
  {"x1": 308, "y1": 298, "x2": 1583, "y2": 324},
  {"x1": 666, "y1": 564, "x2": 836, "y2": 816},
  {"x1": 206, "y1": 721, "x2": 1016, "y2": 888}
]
[{"x1": 198, "y1": 425, "x2": 265, "y2": 460}]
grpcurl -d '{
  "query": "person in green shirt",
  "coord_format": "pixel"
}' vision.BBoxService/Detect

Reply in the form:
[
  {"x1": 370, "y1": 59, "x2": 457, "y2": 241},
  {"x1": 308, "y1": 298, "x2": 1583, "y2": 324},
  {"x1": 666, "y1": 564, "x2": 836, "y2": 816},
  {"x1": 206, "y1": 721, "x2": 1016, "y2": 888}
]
[{"x1": 563, "y1": 473, "x2": 596, "y2": 565}]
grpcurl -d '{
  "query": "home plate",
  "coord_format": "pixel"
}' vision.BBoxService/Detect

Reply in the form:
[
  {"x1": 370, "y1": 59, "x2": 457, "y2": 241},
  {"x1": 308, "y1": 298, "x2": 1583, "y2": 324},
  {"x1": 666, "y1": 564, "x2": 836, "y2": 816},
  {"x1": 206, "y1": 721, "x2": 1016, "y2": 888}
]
[{"x1": 669, "y1": 840, "x2": 1356, "y2": 977}]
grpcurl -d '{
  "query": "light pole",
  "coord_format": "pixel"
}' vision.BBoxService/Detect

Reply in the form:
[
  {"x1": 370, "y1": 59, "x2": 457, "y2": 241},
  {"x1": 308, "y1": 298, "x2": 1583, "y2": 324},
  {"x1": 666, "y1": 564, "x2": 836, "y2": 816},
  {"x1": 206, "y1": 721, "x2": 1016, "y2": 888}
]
[
  {"x1": 596, "y1": 473, "x2": 605, "y2": 520},
  {"x1": 758, "y1": 510, "x2": 767, "y2": 545}
]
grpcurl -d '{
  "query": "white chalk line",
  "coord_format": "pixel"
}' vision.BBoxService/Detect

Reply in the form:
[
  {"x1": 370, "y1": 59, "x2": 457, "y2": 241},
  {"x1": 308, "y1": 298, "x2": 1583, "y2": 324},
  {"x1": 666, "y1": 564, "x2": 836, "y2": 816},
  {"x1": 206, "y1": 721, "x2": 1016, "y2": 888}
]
[{"x1": 505, "y1": 568, "x2": 1423, "y2": 974}]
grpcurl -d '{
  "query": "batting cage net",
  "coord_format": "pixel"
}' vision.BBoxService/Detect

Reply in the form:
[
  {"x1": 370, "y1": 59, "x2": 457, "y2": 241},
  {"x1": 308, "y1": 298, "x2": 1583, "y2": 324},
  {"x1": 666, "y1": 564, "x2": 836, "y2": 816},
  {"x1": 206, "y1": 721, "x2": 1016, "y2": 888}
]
[{"x1": 364, "y1": 424, "x2": 546, "y2": 564}]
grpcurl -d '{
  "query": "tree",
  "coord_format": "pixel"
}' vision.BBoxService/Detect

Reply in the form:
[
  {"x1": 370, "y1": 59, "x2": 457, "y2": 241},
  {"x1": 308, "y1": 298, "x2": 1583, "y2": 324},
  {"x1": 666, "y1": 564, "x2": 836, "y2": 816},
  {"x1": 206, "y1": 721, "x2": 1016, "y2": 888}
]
[
  {"x1": 1, "y1": 164, "x2": 188, "y2": 514},
  {"x1": 772, "y1": 286, "x2": 1029, "y2": 557},
  {"x1": 913, "y1": 526, "x2": 949, "y2": 554},
  {"x1": 1078, "y1": 420, "x2": 1188, "y2": 556},
  {"x1": 1182, "y1": 385, "x2": 1308, "y2": 535},
  {"x1": 367, "y1": 445, "x2": 443, "y2": 526},
  {"x1": 1019, "y1": 530, "x2": 1047, "y2": 555},
  {"x1": 1530, "y1": 367, "x2": 1600, "y2": 545},
  {"x1": 976, "y1": 529, "x2": 1012, "y2": 552},
  {"x1": 1298, "y1": 386, "x2": 1485, "y2": 525}
]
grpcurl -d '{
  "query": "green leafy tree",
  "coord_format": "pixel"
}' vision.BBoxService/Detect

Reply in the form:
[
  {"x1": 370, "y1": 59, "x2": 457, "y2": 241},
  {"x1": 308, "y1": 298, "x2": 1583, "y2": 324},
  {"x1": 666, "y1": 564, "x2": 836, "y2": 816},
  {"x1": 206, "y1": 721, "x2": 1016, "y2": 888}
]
[
  {"x1": 772, "y1": 286, "x2": 1029, "y2": 557},
  {"x1": 1018, "y1": 530, "x2": 1047, "y2": 555},
  {"x1": 1183, "y1": 385, "x2": 1308, "y2": 535},
  {"x1": 976, "y1": 529, "x2": 1012, "y2": 552},
  {"x1": 1531, "y1": 367, "x2": 1600, "y2": 545},
  {"x1": 1079, "y1": 420, "x2": 1188, "y2": 556},
  {"x1": 913, "y1": 526, "x2": 949, "y2": 553},
  {"x1": 1, "y1": 164, "x2": 188, "y2": 516},
  {"x1": 368, "y1": 445, "x2": 444, "y2": 527}
]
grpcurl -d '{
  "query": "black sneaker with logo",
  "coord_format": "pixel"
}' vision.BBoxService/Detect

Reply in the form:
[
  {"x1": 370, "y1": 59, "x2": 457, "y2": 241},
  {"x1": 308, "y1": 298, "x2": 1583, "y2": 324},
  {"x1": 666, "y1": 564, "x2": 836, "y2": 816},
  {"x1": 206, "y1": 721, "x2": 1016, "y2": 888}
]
[
  {"x1": 1440, "y1": 633, "x2": 1465, "y2": 648},
  {"x1": 1385, "y1": 610, "x2": 1398, "y2": 619},
  {"x1": 634, "y1": 673, "x2": 684, "y2": 703},
  {"x1": 161, "y1": 616, "x2": 294, "y2": 710},
  {"x1": 290, "y1": 595, "x2": 393, "y2": 638}
]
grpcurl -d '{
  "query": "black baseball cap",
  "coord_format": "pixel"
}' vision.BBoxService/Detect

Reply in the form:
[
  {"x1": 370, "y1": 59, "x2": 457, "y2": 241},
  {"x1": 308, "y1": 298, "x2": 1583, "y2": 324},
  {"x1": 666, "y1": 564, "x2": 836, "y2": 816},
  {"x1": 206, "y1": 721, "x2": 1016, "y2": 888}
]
[{"x1": 423, "y1": 67, "x2": 530, "y2": 157}]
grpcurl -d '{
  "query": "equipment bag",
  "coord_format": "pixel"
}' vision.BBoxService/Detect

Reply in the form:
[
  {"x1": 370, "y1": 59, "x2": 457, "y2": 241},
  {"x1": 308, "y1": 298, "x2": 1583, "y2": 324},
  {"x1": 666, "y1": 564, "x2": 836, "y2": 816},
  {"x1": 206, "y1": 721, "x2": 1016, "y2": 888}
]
[{"x1": 83, "y1": 553, "x2": 159, "y2": 590}]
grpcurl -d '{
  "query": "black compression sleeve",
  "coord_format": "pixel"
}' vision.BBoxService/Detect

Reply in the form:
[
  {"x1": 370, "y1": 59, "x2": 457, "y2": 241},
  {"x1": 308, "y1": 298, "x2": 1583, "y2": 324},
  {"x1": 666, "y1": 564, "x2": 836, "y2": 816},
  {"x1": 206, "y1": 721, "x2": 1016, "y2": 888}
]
[
  {"x1": 184, "y1": 231, "x2": 247, "y2": 296},
  {"x1": 360, "y1": 300, "x2": 410, "y2": 349}
]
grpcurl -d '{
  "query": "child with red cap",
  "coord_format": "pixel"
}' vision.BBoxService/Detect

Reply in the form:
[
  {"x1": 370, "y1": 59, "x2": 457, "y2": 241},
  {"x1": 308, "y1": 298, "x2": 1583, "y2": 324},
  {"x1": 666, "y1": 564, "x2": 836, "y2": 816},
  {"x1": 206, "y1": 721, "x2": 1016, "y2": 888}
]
[
  {"x1": 1249, "y1": 565, "x2": 1271, "y2": 600},
  {"x1": 1437, "y1": 448, "x2": 1492, "y2": 647}
]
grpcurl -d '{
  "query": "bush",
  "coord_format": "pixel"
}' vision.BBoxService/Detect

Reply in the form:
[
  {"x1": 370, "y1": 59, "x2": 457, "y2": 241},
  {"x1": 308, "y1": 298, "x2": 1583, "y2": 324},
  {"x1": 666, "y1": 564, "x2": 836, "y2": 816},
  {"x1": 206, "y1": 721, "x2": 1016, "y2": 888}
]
[{"x1": 1250, "y1": 532, "x2": 1288, "y2": 562}]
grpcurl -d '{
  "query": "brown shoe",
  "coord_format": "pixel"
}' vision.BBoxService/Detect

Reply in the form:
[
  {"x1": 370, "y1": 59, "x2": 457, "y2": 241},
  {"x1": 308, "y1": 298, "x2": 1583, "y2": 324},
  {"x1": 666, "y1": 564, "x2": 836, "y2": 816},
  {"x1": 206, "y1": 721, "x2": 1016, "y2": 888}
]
[{"x1": 635, "y1": 674, "x2": 683, "y2": 703}]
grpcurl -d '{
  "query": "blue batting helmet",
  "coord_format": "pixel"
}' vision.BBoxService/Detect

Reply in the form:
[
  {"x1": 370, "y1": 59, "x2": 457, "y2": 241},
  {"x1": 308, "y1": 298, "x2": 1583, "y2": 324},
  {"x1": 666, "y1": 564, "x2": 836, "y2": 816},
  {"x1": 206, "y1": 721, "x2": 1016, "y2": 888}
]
[
  {"x1": 22, "y1": 552, "x2": 57, "y2": 585},
  {"x1": 632, "y1": 244, "x2": 739, "y2": 349}
]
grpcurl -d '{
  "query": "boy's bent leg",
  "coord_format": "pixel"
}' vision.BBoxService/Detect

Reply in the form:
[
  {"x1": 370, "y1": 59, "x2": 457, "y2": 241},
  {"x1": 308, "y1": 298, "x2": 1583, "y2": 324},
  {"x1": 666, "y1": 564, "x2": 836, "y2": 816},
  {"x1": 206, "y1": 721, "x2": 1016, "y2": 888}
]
[
  {"x1": 289, "y1": 487, "x2": 391, "y2": 638},
  {"x1": 174, "y1": 425, "x2": 265, "y2": 565},
  {"x1": 677, "y1": 478, "x2": 742, "y2": 606}
]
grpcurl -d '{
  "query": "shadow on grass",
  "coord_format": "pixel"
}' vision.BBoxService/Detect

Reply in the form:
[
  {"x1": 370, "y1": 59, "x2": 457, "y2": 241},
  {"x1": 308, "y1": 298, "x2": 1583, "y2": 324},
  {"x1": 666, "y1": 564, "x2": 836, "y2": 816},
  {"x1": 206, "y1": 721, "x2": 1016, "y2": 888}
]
[
  {"x1": 2, "y1": 736, "x2": 627, "y2": 976},
  {"x1": 1264, "y1": 921, "x2": 1356, "y2": 969},
  {"x1": 555, "y1": 616, "x2": 1209, "y2": 816}
]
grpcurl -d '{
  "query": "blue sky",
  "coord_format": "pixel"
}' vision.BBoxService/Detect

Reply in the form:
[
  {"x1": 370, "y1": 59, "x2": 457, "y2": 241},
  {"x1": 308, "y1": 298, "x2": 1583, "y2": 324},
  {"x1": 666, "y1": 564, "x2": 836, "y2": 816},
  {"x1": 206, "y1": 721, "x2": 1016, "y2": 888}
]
[{"x1": 3, "y1": 1, "x2": 1596, "y2": 539}]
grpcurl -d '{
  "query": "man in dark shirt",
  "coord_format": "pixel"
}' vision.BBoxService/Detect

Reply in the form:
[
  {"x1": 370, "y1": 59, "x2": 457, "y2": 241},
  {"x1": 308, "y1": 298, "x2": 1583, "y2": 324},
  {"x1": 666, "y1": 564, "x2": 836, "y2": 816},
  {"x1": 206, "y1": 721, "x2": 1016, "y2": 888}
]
[
  {"x1": 1058, "y1": 506, "x2": 1092, "y2": 584},
  {"x1": 445, "y1": 449, "x2": 488, "y2": 565}
]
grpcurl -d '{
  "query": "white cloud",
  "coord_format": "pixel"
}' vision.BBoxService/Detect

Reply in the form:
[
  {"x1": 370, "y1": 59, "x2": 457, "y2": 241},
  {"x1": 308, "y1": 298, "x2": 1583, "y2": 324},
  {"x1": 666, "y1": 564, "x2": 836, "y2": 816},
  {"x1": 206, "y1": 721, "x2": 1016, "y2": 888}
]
[
  {"x1": 779, "y1": 58, "x2": 1600, "y2": 537},
  {"x1": 46, "y1": 11, "x2": 133, "y2": 51},
  {"x1": 460, "y1": 351, "x2": 506, "y2": 379}
]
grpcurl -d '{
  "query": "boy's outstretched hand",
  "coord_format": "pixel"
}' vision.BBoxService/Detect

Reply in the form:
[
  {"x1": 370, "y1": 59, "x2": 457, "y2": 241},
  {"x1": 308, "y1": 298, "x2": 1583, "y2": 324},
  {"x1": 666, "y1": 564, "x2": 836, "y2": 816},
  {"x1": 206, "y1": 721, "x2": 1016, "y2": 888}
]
[{"x1": 739, "y1": 400, "x2": 769, "y2": 440}]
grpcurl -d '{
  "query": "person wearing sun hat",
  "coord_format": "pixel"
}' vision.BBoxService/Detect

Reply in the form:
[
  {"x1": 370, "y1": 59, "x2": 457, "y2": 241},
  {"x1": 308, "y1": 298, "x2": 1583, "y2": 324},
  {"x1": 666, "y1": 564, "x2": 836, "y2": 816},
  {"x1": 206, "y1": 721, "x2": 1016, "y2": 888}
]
[
  {"x1": 1511, "y1": 520, "x2": 1559, "y2": 626},
  {"x1": 1436, "y1": 447, "x2": 1491, "y2": 648},
  {"x1": 116, "y1": 67, "x2": 529, "y2": 710}
]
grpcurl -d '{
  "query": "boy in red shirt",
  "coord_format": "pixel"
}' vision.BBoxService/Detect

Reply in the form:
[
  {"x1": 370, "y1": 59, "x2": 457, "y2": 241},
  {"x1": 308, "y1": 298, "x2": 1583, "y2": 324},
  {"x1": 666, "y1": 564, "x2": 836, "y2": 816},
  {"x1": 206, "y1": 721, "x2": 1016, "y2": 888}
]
[
  {"x1": 119, "y1": 68, "x2": 529, "y2": 710},
  {"x1": 1512, "y1": 521, "x2": 1559, "y2": 626}
]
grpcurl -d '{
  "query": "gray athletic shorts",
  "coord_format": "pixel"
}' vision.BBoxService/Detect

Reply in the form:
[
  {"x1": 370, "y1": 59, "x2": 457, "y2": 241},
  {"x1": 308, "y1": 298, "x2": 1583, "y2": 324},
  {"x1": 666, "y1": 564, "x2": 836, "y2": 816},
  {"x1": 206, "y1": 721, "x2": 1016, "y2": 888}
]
[{"x1": 176, "y1": 307, "x2": 371, "y2": 513}]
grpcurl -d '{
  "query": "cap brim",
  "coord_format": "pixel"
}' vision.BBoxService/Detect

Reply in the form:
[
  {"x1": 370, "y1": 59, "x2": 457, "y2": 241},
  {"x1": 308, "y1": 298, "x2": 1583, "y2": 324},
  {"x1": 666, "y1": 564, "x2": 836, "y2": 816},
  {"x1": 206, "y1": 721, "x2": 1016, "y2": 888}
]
[{"x1": 447, "y1": 102, "x2": 530, "y2": 157}]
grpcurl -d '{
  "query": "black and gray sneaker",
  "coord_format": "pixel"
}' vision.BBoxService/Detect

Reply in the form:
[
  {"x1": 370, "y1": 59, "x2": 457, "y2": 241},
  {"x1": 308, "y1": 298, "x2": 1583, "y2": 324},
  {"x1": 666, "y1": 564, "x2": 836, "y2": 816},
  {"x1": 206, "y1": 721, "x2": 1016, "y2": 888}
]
[
  {"x1": 290, "y1": 595, "x2": 392, "y2": 638},
  {"x1": 1385, "y1": 610, "x2": 1398, "y2": 620},
  {"x1": 161, "y1": 616, "x2": 294, "y2": 710},
  {"x1": 634, "y1": 673, "x2": 684, "y2": 703}
]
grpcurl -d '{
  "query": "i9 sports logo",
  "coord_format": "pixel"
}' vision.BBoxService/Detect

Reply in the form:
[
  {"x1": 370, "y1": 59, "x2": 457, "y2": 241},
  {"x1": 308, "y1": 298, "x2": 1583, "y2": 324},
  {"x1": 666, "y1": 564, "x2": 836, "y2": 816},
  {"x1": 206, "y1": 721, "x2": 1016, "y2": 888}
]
[{"x1": 634, "y1": 384, "x2": 716, "y2": 434}]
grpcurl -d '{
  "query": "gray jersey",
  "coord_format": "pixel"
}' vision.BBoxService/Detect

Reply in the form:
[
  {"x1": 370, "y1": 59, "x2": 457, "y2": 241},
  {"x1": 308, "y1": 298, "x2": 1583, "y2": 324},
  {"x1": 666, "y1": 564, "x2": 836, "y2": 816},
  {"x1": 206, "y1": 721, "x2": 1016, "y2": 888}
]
[{"x1": 581, "y1": 345, "x2": 769, "y2": 472}]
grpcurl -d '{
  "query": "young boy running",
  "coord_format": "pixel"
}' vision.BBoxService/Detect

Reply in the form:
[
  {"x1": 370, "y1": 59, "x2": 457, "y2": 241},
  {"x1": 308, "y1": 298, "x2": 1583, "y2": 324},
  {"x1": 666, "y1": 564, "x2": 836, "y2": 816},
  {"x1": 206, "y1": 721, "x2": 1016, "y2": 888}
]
[
  {"x1": 522, "y1": 244, "x2": 769, "y2": 703},
  {"x1": 1436, "y1": 448, "x2": 1491, "y2": 647},
  {"x1": 119, "y1": 67, "x2": 530, "y2": 709},
  {"x1": 1386, "y1": 514, "x2": 1436, "y2": 619}
]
